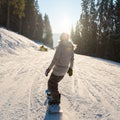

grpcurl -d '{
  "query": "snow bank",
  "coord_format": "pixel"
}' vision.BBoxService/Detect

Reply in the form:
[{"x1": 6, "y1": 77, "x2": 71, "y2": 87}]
[{"x1": 0, "y1": 28, "x2": 39, "y2": 56}]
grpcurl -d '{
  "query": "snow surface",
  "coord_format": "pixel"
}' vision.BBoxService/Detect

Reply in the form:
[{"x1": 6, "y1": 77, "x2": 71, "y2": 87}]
[{"x1": 0, "y1": 28, "x2": 120, "y2": 120}]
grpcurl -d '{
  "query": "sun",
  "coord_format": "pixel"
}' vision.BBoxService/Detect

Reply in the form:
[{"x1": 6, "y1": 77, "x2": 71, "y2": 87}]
[{"x1": 58, "y1": 16, "x2": 72, "y2": 34}]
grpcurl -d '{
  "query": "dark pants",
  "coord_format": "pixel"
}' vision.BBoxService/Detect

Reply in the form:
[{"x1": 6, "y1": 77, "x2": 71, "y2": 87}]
[{"x1": 48, "y1": 73, "x2": 64, "y2": 102}]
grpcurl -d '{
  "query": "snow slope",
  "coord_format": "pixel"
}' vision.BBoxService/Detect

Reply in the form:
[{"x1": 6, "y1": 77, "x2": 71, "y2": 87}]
[{"x1": 0, "y1": 28, "x2": 120, "y2": 120}]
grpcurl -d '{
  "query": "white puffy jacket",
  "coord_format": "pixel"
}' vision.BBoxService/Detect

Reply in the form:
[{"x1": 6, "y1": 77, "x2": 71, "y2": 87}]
[{"x1": 49, "y1": 40, "x2": 74, "y2": 76}]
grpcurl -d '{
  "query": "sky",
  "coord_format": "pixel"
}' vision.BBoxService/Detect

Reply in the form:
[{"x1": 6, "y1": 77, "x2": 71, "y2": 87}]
[{"x1": 38, "y1": 0, "x2": 82, "y2": 34}]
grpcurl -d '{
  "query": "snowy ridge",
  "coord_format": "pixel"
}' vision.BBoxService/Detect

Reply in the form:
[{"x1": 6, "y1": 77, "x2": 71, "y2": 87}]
[
  {"x1": 0, "y1": 28, "x2": 120, "y2": 120},
  {"x1": 0, "y1": 28, "x2": 38, "y2": 56}
]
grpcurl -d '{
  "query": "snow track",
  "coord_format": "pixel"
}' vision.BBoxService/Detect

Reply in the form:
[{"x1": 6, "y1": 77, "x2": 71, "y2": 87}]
[{"x1": 0, "y1": 28, "x2": 120, "y2": 120}]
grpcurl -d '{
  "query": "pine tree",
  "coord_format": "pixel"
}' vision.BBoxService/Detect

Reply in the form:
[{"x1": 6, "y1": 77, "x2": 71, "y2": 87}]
[
  {"x1": 11, "y1": 0, "x2": 25, "y2": 33},
  {"x1": 22, "y1": 0, "x2": 37, "y2": 39},
  {"x1": 0, "y1": 0, "x2": 7, "y2": 27},
  {"x1": 43, "y1": 14, "x2": 53, "y2": 48},
  {"x1": 35, "y1": 13, "x2": 44, "y2": 42},
  {"x1": 112, "y1": 0, "x2": 120, "y2": 61},
  {"x1": 80, "y1": 0, "x2": 91, "y2": 55},
  {"x1": 74, "y1": 21, "x2": 81, "y2": 53},
  {"x1": 70, "y1": 26, "x2": 75, "y2": 42},
  {"x1": 22, "y1": 0, "x2": 44, "y2": 43},
  {"x1": 32, "y1": 0, "x2": 44, "y2": 42},
  {"x1": 89, "y1": 0, "x2": 97, "y2": 56},
  {"x1": 6, "y1": 0, "x2": 11, "y2": 29},
  {"x1": 115, "y1": 0, "x2": 120, "y2": 34},
  {"x1": 96, "y1": 0, "x2": 110, "y2": 57}
]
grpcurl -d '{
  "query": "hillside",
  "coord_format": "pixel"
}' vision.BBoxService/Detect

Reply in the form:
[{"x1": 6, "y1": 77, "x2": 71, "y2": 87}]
[{"x1": 0, "y1": 28, "x2": 120, "y2": 120}]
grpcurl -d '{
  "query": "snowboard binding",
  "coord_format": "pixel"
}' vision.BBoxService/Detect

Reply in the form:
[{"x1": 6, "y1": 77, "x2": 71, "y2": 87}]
[
  {"x1": 45, "y1": 89, "x2": 61, "y2": 105},
  {"x1": 45, "y1": 89, "x2": 62, "y2": 113}
]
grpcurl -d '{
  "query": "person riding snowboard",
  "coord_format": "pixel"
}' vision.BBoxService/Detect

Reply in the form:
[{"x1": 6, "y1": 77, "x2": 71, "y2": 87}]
[{"x1": 45, "y1": 32, "x2": 74, "y2": 105}]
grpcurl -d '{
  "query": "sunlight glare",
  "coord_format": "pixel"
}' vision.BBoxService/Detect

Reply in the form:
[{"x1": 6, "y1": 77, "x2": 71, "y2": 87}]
[{"x1": 58, "y1": 16, "x2": 72, "y2": 34}]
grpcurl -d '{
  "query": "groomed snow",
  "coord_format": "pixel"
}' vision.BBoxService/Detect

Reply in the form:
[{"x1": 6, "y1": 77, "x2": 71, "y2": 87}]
[{"x1": 0, "y1": 28, "x2": 120, "y2": 120}]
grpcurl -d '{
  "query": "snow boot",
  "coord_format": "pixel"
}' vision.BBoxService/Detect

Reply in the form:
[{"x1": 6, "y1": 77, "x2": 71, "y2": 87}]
[{"x1": 48, "y1": 93, "x2": 61, "y2": 105}]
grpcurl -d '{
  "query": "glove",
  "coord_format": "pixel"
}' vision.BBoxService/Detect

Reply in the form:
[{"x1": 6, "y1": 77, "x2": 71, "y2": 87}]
[
  {"x1": 45, "y1": 68, "x2": 51, "y2": 76},
  {"x1": 67, "y1": 68, "x2": 73, "y2": 76}
]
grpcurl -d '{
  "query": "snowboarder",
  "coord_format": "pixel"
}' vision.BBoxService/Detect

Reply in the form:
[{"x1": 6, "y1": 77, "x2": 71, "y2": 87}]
[{"x1": 45, "y1": 32, "x2": 74, "y2": 105}]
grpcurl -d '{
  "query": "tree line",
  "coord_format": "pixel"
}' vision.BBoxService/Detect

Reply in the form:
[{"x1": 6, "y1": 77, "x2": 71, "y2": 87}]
[
  {"x1": 0, "y1": 0, "x2": 119, "y2": 62},
  {"x1": 71, "y1": 0, "x2": 120, "y2": 62},
  {"x1": 0, "y1": 0, "x2": 53, "y2": 48}
]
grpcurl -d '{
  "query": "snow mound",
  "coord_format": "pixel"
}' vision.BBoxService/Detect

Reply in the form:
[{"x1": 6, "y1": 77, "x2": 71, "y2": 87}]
[{"x1": 0, "y1": 28, "x2": 39, "y2": 56}]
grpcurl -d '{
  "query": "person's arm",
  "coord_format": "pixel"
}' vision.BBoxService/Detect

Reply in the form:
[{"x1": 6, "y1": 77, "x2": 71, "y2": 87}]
[
  {"x1": 70, "y1": 48, "x2": 74, "y2": 69},
  {"x1": 48, "y1": 45, "x2": 61, "y2": 69},
  {"x1": 45, "y1": 45, "x2": 61, "y2": 76},
  {"x1": 67, "y1": 47, "x2": 74, "y2": 76}
]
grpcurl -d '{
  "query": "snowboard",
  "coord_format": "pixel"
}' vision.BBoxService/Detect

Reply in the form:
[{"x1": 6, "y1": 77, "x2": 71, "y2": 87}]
[
  {"x1": 47, "y1": 104, "x2": 63, "y2": 114},
  {"x1": 45, "y1": 89, "x2": 63, "y2": 114}
]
